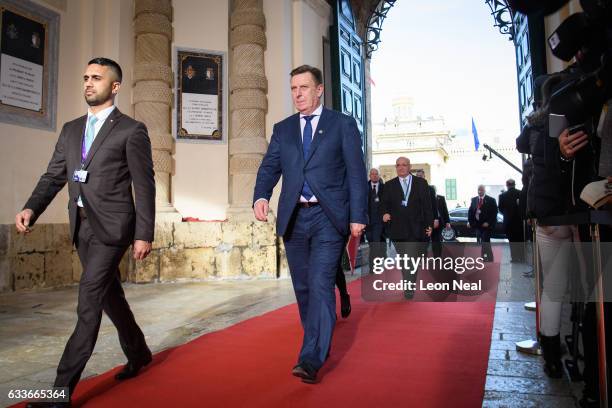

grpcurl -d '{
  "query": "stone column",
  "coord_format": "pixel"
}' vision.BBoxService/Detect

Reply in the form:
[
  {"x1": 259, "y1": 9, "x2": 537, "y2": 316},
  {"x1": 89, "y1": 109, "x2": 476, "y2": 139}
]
[
  {"x1": 228, "y1": 0, "x2": 268, "y2": 219},
  {"x1": 133, "y1": 0, "x2": 178, "y2": 217}
]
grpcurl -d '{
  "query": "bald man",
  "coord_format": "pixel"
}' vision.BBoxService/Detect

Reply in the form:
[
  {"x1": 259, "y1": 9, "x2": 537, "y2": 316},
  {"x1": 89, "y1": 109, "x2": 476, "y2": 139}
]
[
  {"x1": 381, "y1": 157, "x2": 433, "y2": 299},
  {"x1": 468, "y1": 185, "x2": 498, "y2": 262}
]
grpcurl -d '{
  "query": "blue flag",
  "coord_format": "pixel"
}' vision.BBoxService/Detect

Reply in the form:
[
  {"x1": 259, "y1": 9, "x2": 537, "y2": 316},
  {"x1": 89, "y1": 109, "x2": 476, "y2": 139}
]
[{"x1": 472, "y1": 117, "x2": 480, "y2": 151}]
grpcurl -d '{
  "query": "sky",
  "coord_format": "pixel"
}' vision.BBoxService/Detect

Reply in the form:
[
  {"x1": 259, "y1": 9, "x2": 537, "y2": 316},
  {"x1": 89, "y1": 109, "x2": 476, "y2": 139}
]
[{"x1": 370, "y1": 0, "x2": 520, "y2": 143}]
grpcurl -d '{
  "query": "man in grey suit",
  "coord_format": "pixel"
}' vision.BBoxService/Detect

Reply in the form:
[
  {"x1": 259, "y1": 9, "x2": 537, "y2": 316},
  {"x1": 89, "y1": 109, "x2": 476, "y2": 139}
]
[{"x1": 15, "y1": 58, "x2": 155, "y2": 408}]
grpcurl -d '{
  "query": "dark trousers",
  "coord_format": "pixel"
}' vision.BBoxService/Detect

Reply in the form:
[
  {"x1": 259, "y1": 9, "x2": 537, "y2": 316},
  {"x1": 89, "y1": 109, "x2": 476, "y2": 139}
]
[
  {"x1": 504, "y1": 221, "x2": 525, "y2": 261},
  {"x1": 476, "y1": 227, "x2": 494, "y2": 261},
  {"x1": 54, "y1": 212, "x2": 150, "y2": 395},
  {"x1": 391, "y1": 240, "x2": 428, "y2": 290},
  {"x1": 283, "y1": 205, "x2": 345, "y2": 370},
  {"x1": 366, "y1": 222, "x2": 386, "y2": 272},
  {"x1": 431, "y1": 227, "x2": 443, "y2": 258},
  {"x1": 335, "y1": 257, "x2": 348, "y2": 296}
]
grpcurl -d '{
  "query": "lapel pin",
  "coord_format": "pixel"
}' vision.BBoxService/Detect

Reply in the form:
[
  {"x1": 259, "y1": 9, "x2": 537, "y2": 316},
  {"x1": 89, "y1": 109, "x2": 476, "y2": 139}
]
[{"x1": 318, "y1": 130, "x2": 323, "y2": 134}]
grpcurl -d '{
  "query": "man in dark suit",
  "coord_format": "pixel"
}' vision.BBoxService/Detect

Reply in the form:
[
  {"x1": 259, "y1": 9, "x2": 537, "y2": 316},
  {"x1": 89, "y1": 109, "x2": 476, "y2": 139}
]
[
  {"x1": 366, "y1": 168, "x2": 385, "y2": 270},
  {"x1": 253, "y1": 65, "x2": 367, "y2": 384},
  {"x1": 498, "y1": 179, "x2": 524, "y2": 262},
  {"x1": 15, "y1": 58, "x2": 155, "y2": 408},
  {"x1": 432, "y1": 189, "x2": 451, "y2": 258},
  {"x1": 468, "y1": 185, "x2": 498, "y2": 262},
  {"x1": 415, "y1": 170, "x2": 439, "y2": 228},
  {"x1": 415, "y1": 169, "x2": 440, "y2": 256},
  {"x1": 381, "y1": 157, "x2": 433, "y2": 299}
]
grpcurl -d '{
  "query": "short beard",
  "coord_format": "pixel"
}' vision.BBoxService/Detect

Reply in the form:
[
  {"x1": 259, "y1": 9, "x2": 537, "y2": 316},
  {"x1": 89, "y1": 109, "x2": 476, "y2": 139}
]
[{"x1": 85, "y1": 89, "x2": 112, "y2": 106}]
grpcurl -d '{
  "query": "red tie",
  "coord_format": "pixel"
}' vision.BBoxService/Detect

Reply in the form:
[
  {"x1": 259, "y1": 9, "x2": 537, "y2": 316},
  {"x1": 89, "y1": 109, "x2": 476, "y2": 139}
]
[{"x1": 478, "y1": 197, "x2": 483, "y2": 208}]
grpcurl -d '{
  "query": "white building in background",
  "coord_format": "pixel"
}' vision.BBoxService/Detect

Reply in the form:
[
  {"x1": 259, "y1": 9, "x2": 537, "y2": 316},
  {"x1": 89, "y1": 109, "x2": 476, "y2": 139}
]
[{"x1": 372, "y1": 97, "x2": 523, "y2": 209}]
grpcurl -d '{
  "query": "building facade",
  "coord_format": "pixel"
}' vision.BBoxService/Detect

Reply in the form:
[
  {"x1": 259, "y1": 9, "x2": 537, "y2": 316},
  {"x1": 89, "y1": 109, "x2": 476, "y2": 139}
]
[{"x1": 0, "y1": 0, "x2": 581, "y2": 291}]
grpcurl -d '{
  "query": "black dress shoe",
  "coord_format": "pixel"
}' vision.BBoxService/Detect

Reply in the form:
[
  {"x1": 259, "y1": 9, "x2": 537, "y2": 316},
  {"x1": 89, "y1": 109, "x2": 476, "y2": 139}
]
[
  {"x1": 291, "y1": 362, "x2": 318, "y2": 384},
  {"x1": 115, "y1": 354, "x2": 152, "y2": 380},
  {"x1": 340, "y1": 293, "x2": 351, "y2": 318},
  {"x1": 404, "y1": 289, "x2": 414, "y2": 300},
  {"x1": 26, "y1": 402, "x2": 71, "y2": 408}
]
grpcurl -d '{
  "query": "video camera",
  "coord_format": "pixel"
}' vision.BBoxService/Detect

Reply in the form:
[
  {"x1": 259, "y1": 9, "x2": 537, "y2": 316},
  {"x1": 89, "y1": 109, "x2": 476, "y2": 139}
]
[{"x1": 509, "y1": 0, "x2": 612, "y2": 126}]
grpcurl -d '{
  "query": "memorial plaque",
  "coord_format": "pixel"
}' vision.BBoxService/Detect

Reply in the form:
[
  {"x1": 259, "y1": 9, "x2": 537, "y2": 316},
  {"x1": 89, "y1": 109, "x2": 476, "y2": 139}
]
[
  {"x1": 0, "y1": 0, "x2": 59, "y2": 131},
  {"x1": 175, "y1": 48, "x2": 226, "y2": 143}
]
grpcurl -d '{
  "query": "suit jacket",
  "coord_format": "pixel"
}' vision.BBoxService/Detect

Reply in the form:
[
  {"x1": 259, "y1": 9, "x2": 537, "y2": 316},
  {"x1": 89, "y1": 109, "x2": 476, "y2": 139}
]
[
  {"x1": 498, "y1": 187, "x2": 521, "y2": 226},
  {"x1": 367, "y1": 180, "x2": 384, "y2": 226},
  {"x1": 381, "y1": 175, "x2": 433, "y2": 242},
  {"x1": 428, "y1": 185, "x2": 439, "y2": 221},
  {"x1": 436, "y1": 195, "x2": 450, "y2": 225},
  {"x1": 253, "y1": 107, "x2": 368, "y2": 236},
  {"x1": 468, "y1": 195, "x2": 498, "y2": 229},
  {"x1": 24, "y1": 108, "x2": 156, "y2": 246}
]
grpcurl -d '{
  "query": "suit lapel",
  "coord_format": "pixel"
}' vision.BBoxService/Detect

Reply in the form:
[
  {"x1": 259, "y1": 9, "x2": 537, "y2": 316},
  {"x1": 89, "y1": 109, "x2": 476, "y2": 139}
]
[
  {"x1": 83, "y1": 108, "x2": 122, "y2": 168},
  {"x1": 407, "y1": 176, "x2": 417, "y2": 202},
  {"x1": 291, "y1": 113, "x2": 305, "y2": 167},
  {"x1": 292, "y1": 112, "x2": 303, "y2": 150},
  {"x1": 72, "y1": 116, "x2": 87, "y2": 167},
  {"x1": 394, "y1": 178, "x2": 403, "y2": 201},
  {"x1": 305, "y1": 107, "x2": 329, "y2": 165}
]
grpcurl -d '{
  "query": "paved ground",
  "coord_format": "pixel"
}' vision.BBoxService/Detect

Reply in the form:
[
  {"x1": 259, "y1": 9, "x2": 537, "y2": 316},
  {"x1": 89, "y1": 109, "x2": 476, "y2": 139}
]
[
  {"x1": 0, "y1": 243, "x2": 585, "y2": 407},
  {"x1": 482, "y1": 245, "x2": 582, "y2": 407}
]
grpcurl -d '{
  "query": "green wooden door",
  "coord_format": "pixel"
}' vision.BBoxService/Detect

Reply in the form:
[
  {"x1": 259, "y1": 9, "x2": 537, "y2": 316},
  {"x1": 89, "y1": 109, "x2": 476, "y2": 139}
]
[{"x1": 331, "y1": 0, "x2": 366, "y2": 152}]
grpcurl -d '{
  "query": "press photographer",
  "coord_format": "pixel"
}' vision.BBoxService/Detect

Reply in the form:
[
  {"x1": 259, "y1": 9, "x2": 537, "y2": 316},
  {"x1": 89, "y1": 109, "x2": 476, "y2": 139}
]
[{"x1": 510, "y1": 1, "x2": 612, "y2": 406}]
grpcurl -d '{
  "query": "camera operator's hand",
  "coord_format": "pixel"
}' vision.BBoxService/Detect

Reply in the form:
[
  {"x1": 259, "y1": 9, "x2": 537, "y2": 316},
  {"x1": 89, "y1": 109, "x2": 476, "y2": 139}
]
[{"x1": 559, "y1": 128, "x2": 588, "y2": 160}]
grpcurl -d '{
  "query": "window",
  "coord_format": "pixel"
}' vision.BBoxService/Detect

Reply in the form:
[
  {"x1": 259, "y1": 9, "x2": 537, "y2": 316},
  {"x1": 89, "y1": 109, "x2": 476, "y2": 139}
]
[{"x1": 445, "y1": 179, "x2": 457, "y2": 200}]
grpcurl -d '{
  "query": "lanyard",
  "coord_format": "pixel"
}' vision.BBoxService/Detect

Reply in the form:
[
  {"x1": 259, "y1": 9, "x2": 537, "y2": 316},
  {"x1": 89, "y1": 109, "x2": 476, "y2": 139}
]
[
  {"x1": 81, "y1": 132, "x2": 88, "y2": 166},
  {"x1": 402, "y1": 176, "x2": 412, "y2": 200}
]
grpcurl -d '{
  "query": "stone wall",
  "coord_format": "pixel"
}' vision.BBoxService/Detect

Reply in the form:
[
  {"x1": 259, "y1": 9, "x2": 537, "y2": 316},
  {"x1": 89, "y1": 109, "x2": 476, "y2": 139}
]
[{"x1": 0, "y1": 219, "x2": 285, "y2": 292}]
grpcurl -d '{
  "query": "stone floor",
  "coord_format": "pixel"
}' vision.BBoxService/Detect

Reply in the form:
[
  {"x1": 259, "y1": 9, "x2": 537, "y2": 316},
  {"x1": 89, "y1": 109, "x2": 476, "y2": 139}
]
[
  {"x1": 0, "y1": 243, "x2": 587, "y2": 407},
  {"x1": 482, "y1": 246, "x2": 582, "y2": 408},
  {"x1": 0, "y1": 279, "x2": 299, "y2": 407}
]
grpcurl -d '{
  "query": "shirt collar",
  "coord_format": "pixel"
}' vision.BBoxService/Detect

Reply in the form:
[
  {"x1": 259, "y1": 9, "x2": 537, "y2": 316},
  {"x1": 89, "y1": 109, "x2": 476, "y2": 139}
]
[
  {"x1": 300, "y1": 104, "x2": 323, "y2": 119},
  {"x1": 88, "y1": 105, "x2": 115, "y2": 122}
]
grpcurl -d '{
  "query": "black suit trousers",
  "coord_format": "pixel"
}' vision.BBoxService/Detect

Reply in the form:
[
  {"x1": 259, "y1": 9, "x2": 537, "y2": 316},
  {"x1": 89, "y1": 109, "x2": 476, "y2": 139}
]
[
  {"x1": 54, "y1": 212, "x2": 150, "y2": 395},
  {"x1": 366, "y1": 222, "x2": 386, "y2": 271},
  {"x1": 431, "y1": 227, "x2": 443, "y2": 258},
  {"x1": 392, "y1": 240, "x2": 428, "y2": 288},
  {"x1": 476, "y1": 227, "x2": 494, "y2": 261}
]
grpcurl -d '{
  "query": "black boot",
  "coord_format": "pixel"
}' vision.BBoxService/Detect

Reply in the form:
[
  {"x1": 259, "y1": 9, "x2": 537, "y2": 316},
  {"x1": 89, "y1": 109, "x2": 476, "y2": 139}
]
[{"x1": 540, "y1": 334, "x2": 563, "y2": 378}]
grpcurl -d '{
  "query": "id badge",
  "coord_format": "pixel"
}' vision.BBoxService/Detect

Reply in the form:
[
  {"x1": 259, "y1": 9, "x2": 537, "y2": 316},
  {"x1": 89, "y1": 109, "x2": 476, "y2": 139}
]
[
  {"x1": 72, "y1": 169, "x2": 88, "y2": 183},
  {"x1": 401, "y1": 200, "x2": 407, "y2": 207}
]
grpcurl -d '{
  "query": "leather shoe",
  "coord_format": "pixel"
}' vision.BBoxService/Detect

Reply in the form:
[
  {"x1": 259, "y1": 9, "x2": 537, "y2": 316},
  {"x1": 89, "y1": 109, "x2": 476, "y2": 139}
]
[
  {"x1": 340, "y1": 293, "x2": 351, "y2": 318},
  {"x1": 26, "y1": 402, "x2": 70, "y2": 408},
  {"x1": 115, "y1": 354, "x2": 152, "y2": 380},
  {"x1": 404, "y1": 289, "x2": 414, "y2": 300},
  {"x1": 291, "y1": 362, "x2": 318, "y2": 384}
]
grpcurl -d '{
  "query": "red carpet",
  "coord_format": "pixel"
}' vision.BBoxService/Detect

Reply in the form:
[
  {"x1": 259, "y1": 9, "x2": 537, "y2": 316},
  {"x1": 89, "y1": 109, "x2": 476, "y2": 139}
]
[{"x1": 13, "y1": 262, "x2": 499, "y2": 408}]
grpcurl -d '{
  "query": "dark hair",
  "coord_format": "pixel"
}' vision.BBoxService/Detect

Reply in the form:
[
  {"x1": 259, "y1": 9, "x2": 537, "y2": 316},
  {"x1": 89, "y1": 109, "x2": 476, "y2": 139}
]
[
  {"x1": 290, "y1": 65, "x2": 323, "y2": 86},
  {"x1": 88, "y1": 57, "x2": 123, "y2": 83}
]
